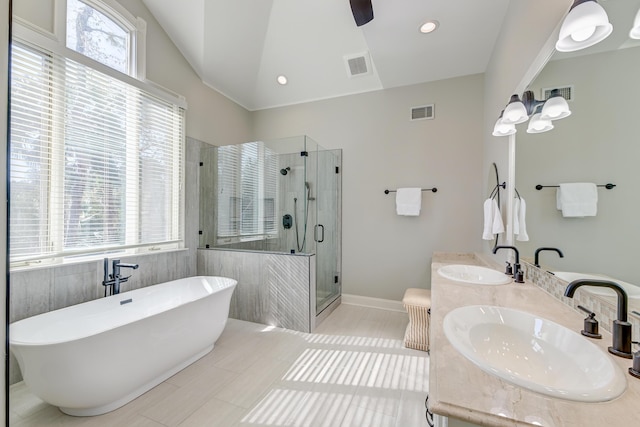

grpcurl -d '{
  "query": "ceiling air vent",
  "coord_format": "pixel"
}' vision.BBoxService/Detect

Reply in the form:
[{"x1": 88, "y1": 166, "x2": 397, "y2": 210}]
[
  {"x1": 542, "y1": 85, "x2": 573, "y2": 101},
  {"x1": 344, "y1": 52, "x2": 372, "y2": 78},
  {"x1": 410, "y1": 104, "x2": 435, "y2": 121}
]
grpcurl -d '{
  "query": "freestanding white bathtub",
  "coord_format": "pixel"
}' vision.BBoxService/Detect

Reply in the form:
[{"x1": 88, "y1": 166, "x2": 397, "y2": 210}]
[{"x1": 9, "y1": 275, "x2": 237, "y2": 416}]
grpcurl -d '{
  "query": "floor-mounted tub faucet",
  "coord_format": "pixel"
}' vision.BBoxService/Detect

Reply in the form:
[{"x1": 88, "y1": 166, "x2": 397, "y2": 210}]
[
  {"x1": 534, "y1": 247, "x2": 564, "y2": 268},
  {"x1": 493, "y1": 245, "x2": 524, "y2": 283},
  {"x1": 102, "y1": 258, "x2": 139, "y2": 296},
  {"x1": 564, "y1": 279, "x2": 633, "y2": 359}
]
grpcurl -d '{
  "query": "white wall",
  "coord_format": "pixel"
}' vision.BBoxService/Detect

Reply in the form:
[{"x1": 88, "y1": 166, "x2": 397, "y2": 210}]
[{"x1": 254, "y1": 74, "x2": 485, "y2": 301}]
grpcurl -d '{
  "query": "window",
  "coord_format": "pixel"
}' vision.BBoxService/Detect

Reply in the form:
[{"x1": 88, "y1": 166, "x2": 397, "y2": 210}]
[
  {"x1": 216, "y1": 142, "x2": 277, "y2": 242},
  {"x1": 66, "y1": 0, "x2": 132, "y2": 74},
  {"x1": 9, "y1": 2, "x2": 184, "y2": 266}
]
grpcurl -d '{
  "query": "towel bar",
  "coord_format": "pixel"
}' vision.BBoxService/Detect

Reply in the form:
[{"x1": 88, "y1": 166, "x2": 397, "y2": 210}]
[
  {"x1": 385, "y1": 188, "x2": 437, "y2": 194},
  {"x1": 535, "y1": 183, "x2": 616, "y2": 190}
]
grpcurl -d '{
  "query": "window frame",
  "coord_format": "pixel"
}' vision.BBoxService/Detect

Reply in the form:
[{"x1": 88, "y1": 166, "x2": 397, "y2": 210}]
[
  {"x1": 9, "y1": 1, "x2": 186, "y2": 269},
  {"x1": 59, "y1": 0, "x2": 146, "y2": 79}
]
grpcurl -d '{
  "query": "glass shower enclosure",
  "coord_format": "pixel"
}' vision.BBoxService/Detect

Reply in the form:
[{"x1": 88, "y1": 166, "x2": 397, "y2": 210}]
[{"x1": 199, "y1": 135, "x2": 341, "y2": 317}]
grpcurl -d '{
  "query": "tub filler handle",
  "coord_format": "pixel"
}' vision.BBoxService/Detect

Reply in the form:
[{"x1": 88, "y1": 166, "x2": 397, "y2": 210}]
[{"x1": 102, "y1": 258, "x2": 139, "y2": 296}]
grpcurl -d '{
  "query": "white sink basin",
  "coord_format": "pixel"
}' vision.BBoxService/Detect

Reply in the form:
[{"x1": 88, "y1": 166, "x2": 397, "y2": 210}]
[
  {"x1": 443, "y1": 305, "x2": 626, "y2": 402},
  {"x1": 553, "y1": 271, "x2": 640, "y2": 299},
  {"x1": 437, "y1": 264, "x2": 511, "y2": 285}
]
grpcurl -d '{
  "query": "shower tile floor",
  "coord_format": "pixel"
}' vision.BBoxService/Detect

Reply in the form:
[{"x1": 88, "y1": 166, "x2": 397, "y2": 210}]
[{"x1": 10, "y1": 304, "x2": 430, "y2": 427}]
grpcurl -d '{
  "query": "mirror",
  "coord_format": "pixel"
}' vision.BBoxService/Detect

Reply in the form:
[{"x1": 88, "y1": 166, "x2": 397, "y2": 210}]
[{"x1": 515, "y1": 0, "x2": 640, "y2": 315}]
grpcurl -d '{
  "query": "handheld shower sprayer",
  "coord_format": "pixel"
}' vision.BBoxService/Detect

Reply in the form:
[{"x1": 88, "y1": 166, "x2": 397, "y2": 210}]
[{"x1": 306, "y1": 182, "x2": 315, "y2": 201}]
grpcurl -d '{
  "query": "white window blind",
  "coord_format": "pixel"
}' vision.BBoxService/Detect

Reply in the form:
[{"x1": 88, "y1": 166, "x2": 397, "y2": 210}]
[
  {"x1": 9, "y1": 42, "x2": 184, "y2": 263},
  {"x1": 216, "y1": 142, "x2": 277, "y2": 242}
]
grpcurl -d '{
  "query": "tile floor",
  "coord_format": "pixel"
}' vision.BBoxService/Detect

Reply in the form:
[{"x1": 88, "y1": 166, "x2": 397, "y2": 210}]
[{"x1": 9, "y1": 304, "x2": 430, "y2": 426}]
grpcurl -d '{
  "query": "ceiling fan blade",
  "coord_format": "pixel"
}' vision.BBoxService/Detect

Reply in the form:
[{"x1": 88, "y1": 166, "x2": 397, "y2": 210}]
[{"x1": 349, "y1": 0, "x2": 374, "y2": 27}]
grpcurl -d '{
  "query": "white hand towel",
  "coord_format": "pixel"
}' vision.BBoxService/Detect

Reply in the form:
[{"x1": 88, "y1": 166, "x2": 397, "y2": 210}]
[
  {"x1": 396, "y1": 188, "x2": 422, "y2": 216},
  {"x1": 491, "y1": 199, "x2": 504, "y2": 235},
  {"x1": 515, "y1": 198, "x2": 529, "y2": 241},
  {"x1": 513, "y1": 198, "x2": 520, "y2": 235},
  {"x1": 556, "y1": 183, "x2": 598, "y2": 217},
  {"x1": 482, "y1": 199, "x2": 494, "y2": 240},
  {"x1": 483, "y1": 198, "x2": 504, "y2": 240}
]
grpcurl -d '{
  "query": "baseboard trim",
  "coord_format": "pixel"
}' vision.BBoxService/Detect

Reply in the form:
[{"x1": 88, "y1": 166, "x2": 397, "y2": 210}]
[{"x1": 341, "y1": 294, "x2": 405, "y2": 312}]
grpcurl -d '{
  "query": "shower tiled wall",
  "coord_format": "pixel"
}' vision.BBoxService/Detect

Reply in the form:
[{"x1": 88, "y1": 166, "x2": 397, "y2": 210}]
[{"x1": 198, "y1": 248, "x2": 316, "y2": 332}]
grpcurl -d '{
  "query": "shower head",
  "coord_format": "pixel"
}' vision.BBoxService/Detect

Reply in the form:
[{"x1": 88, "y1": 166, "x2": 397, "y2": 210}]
[{"x1": 280, "y1": 167, "x2": 290, "y2": 176}]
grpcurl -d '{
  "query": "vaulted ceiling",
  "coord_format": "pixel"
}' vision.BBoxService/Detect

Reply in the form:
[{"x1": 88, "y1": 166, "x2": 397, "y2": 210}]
[{"x1": 142, "y1": 0, "x2": 511, "y2": 111}]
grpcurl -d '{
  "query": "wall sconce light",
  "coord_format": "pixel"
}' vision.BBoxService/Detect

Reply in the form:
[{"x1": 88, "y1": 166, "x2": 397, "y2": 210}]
[
  {"x1": 527, "y1": 106, "x2": 554, "y2": 134},
  {"x1": 493, "y1": 90, "x2": 570, "y2": 137},
  {"x1": 630, "y1": 8, "x2": 640, "y2": 39},
  {"x1": 556, "y1": 0, "x2": 613, "y2": 52},
  {"x1": 492, "y1": 110, "x2": 516, "y2": 136},
  {"x1": 539, "y1": 89, "x2": 572, "y2": 121}
]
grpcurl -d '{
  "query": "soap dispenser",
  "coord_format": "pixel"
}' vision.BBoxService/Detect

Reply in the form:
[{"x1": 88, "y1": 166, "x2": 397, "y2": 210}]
[{"x1": 577, "y1": 305, "x2": 602, "y2": 339}]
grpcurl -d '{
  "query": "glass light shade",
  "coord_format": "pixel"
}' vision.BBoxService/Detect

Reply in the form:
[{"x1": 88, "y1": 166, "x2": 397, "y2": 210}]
[
  {"x1": 502, "y1": 95, "x2": 528, "y2": 125},
  {"x1": 492, "y1": 117, "x2": 516, "y2": 136},
  {"x1": 527, "y1": 113, "x2": 554, "y2": 134},
  {"x1": 556, "y1": 1, "x2": 613, "y2": 52},
  {"x1": 630, "y1": 8, "x2": 640, "y2": 39},
  {"x1": 540, "y1": 96, "x2": 572, "y2": 121}
]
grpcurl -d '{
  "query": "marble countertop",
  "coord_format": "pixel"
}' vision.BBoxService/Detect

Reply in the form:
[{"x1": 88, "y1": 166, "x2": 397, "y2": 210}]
[{"x1": 428, "y1": 252, "x2": 640, "y2": 426}]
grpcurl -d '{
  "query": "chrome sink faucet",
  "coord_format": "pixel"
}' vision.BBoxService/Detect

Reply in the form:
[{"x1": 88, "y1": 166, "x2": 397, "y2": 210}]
[
  {"x1": 493, "y1": 245, "x2": 524, "y2": 283},
  {"x1": 102, "y1": 258, "x2": 139, "y2": 296},
  {"x1": 564, "y1": 279, "x2": 632, "y2": 358}
]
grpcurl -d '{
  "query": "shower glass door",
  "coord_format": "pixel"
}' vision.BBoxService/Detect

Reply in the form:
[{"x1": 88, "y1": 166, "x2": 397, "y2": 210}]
[{"x1": 314, "y1": 148, "x2": 342, "y2": 314}]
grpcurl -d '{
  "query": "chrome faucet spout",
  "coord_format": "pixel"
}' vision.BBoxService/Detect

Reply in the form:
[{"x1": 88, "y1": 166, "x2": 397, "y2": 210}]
[{"x1": 564, "y1": 279, "x2": 632, "y2": 358}]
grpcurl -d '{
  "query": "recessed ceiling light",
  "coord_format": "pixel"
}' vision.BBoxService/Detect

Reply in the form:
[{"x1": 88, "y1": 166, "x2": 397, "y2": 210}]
[
  {"x1": 419, "y1": 20, "x2": 439, "y2": 34},
  {"x1": 277, "y1": 75, "x2": 288, "y2": 85}
]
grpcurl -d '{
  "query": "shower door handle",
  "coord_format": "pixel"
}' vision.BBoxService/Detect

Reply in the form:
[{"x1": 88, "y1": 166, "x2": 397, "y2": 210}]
[{"x1": 314, "y1": 224, "x2": 325, "y2": 243}]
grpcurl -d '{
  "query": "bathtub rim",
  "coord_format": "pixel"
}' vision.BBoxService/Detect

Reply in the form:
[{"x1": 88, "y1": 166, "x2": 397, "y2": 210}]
[{"x1": 9, "y1": 275, "x2": 237, "y2": 347}]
